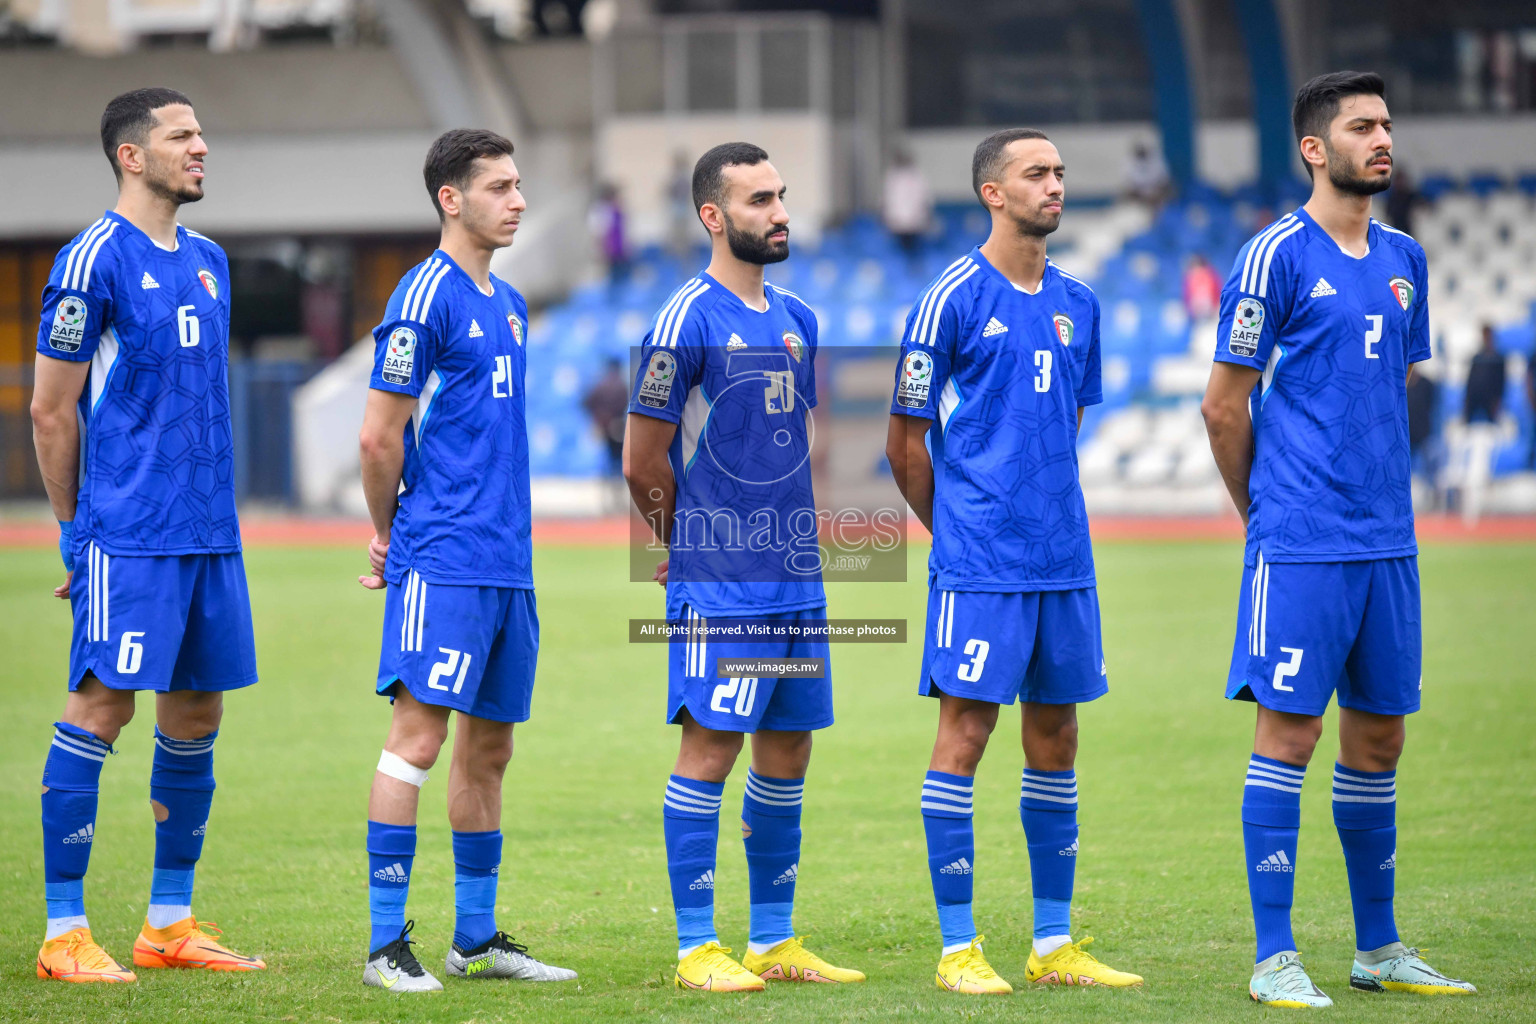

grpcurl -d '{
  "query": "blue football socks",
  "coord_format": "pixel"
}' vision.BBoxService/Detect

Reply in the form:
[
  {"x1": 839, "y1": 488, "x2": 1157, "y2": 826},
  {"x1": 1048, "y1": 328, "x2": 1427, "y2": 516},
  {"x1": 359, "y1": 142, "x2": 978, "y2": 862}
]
[
  {"x1": 366, "y1": 821, "x2": 416, "y2": 953},
  {"x1": 1243, "y1": 754, "x2": 1306, "y2": 964},
  {"x1": 1333, "y1": 763, "x2": 1400, "y2": 952},
  {"x1": 41, "y1": 724, "x2": 111, "y2": 940},
  {"x1": 664, "y1": 775, "x2": 723, "y2": 957},
  {"x1": 147, "y1": 727, "x2": 217, "y2": 928},
  {"x1": 742, "y1": 769, "x2": 803, "y2": 953},
  {"x1": 921, "y1": 770, "x2": 977, "y2": 954},
  {"x1": 1020, "y1": 768, "x2": 1078, "y2": 955},
  {"x1": 452, "y1": 829, "x2": 503, "y2": 950}
]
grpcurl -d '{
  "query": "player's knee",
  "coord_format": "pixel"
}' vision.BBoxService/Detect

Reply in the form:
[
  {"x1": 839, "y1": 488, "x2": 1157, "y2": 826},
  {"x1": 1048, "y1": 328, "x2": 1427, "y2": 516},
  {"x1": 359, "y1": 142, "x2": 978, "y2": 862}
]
[
  {"x1": 387, "y1": 730, "x2": 446, "y2": 772},
  {"x1": 66, "y1": 679, "x2": 135, "y2": 741}
]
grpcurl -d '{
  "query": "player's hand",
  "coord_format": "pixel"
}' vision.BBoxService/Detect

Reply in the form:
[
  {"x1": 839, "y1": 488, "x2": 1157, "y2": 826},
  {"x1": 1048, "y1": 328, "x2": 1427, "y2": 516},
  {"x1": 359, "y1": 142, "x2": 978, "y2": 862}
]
[
  {"x1": 54, "y1": 570, "x2": 72, "y2": 600},
  {"x1": 358, "y1": 533, "x2": 389, "y2": 590},
  {"x1": 653, "y1": 558, "x2": 668, "y2": 586}
]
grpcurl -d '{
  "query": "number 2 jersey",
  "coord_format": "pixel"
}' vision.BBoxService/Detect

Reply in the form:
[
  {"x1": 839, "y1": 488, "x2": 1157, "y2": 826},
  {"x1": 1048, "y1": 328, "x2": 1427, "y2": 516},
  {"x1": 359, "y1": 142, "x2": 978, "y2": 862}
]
[
  {"x1": 890, "y1": 248, "x2": 1103, "y2": 592},
  {"x1": 627, "y1": 273, "x2": 825, "y2": 621},
  {"x1": 36, "y1": 211, "x2": 238, "y2": 555},
  {"x1": 1214, "y1": 207, "x2": 1430, "y2": 565},
  {"x1": 369, "y1": 249, "x2": 533, "y2": 589}
]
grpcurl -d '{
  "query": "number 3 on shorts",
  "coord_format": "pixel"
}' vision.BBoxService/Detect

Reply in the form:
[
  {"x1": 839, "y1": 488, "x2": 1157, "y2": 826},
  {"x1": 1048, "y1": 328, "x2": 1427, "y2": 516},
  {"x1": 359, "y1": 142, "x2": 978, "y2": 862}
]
[{"x1": 957, "y1": 638, "x2": 990, "y2": 683}]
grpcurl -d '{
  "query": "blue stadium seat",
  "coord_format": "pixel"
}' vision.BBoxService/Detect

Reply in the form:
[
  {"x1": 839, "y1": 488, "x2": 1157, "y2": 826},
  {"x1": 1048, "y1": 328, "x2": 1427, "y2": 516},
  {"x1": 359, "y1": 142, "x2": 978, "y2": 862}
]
[
  {"x1": 1466, "y1": 171, "x2": 1507, "y2": 198},
  {"x1": 1418, "y1": 174, "x2": 1458, "y2": 201}
]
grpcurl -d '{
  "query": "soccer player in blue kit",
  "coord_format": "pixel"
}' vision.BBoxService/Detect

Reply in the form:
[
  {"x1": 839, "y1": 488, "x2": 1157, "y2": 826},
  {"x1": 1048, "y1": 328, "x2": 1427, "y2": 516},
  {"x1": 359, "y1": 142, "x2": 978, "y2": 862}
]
[
  {"x1": 624, "y1": 143, "x2": 865, "y2": 992},
  {"x1": 1201, "y1": 72, "x2": 1475, "y2": 1007},
  {"x1": 30, "y1": 88, "x2": 265, "y2": 982},
  {"x1": 886, "y1": 130, "x2": 1142, "y2": 995},
  {"x1": 355, "y1": 129, "x2": 575, "y2": 992}
]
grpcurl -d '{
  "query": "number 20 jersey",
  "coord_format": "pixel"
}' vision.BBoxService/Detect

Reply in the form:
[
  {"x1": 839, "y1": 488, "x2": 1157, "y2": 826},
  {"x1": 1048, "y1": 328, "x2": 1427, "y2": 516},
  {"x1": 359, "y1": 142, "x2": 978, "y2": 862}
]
[
  {"x1": 35, "y1": 211, "x2": 238, "y2": 555},
  {"x1": 890, "y1": 248, "x2": 1104, "y2": 592},
  {"x1": 369, "y1": 250, "x2": 533, "y2": 588},
  {"x1": 1213, "y1": 207, "x2": 1431, "y2": 565}
]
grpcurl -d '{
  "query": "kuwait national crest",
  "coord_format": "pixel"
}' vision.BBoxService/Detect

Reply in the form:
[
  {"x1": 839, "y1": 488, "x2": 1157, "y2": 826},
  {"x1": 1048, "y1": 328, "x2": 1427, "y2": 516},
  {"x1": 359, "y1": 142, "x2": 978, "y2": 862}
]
[
  {"x1": 1388, "y1": 276, "x2": 1413, "y2": 311},
  {"x1": 1052, "y1": 313, "x2": 1074, "y2": 347},
  {"x1": 782, "y1": 331, "x2": 804, "y2": 362},
  {"x1": 197, "y1": 268, "x2": 219, "y2": 299},
  {"x1": 508, "y1": 313, "x2": 523, "y2": 346}
]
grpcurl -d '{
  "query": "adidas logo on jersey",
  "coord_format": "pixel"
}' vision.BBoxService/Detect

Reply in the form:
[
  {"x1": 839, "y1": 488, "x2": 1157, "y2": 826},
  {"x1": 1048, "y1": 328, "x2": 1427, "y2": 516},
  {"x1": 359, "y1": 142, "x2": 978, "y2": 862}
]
[
  {"x1": 1059, "y1": 838, "x2": 1079, "y2": 857},
  {"x1": 468, "y1": 319, "x2": 484, "y2": 338},
  {"x1": 939, "y1": 857, "x2": 973, "y2": 875},
  {"x1": 1309, "y1": 277, "x2": 1336, "y2": 298},
  {"x1": 689, "y1": 870, "x2": 715, "y2": 891},
  {"x1": 982, "y1": 317, "x2": 1008, "y2": 337},
  {"x1": 193, "y1": 821, "x2": 208, "y2": 837},
  {"x1": 727, "y1": 334, "x2": 747, "y2": 351},
  {"x1": 1379, "y1": 850, "x2": 1396, "y2": 871},
  {"x1": 373, "y1": 862, "x2": 408, "y2": 882},
  {"x1": 141, "y1": 272, "x2": 159, "y2": 289},
  {"x1": 772, "y1": 864, "x2": 798, "y2": 885},
  {"x1": 1256, "y1": 850, "x2": 1293, "y2": 873},
  {"x1": 63, "y1": 823, "x2": 95, "y2": 845}
]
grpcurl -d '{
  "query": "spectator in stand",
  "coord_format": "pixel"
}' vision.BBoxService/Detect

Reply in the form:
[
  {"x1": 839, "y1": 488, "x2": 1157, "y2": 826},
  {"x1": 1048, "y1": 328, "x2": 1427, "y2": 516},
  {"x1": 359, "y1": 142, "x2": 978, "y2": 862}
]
[
  {"x1": 1183, "y1": 253, "x2": 1221, "y2": 321},
  {"x1": 1124, "y1": 141, "x2": 1169, "y2": 208},
  {"x1": 882, "y1": 148, "x2": 933, "y2": 262},
  {"x1": 588, "y1": 182, "x2": 628, "y2": 284},
  {"x1": 582, "y1": 357, "x2": 631, "y2": 513},
  {"x1": 1460, "y1": 325, "x2": 1506, "y2": 525},
  {"x1": 1385, "y1": 163, "x2": 1418, "y2": 238},
  {"x1": 666, "y1": 150, "x2": 695, "y2": 259},
  {"x1": 1526, "y1": 350, "x2": 1536, "y2": 469}
]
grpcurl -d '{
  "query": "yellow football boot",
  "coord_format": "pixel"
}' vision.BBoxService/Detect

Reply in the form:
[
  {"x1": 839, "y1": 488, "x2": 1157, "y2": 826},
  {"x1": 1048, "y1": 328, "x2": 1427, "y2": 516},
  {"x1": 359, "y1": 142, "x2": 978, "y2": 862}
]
[
  {"x1": 133, "y1": 917, "x2": 266, "y2": 971},
  {"x1": 37, "y1": 927, "x2": 136, "y2": 983},
  {"x1": 742, "y1": 936, "x2": 865, "y2": 983},
  {"x1": 935, "y1": 935, "x2": 1013, "y2": 994},
  {"x1": 674, "y1": 942, "x2": 765, "y2": 992},
  {"x1": 1025, "y1": 937, "x2": 1142, "y2": 987}
]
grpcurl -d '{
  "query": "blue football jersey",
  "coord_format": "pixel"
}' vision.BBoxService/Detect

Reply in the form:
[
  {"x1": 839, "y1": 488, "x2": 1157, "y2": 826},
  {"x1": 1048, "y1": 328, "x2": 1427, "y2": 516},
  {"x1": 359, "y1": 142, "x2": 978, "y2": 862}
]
[
  {"x1": 1214, "y1": 208, "x2": 1430, "y2": 564},
  {"x1": 36, "y1": 212, "x2": 238, "y2": 555},
  {"x1": 889, "y1": 249, "x2": 1103, "y2": 592},
  {"x1": 627, "y1": 273, "x2": 825, "y2": 620},
  {"x1": 369, "y1": 250, "x2": 533, "y2": 589}
]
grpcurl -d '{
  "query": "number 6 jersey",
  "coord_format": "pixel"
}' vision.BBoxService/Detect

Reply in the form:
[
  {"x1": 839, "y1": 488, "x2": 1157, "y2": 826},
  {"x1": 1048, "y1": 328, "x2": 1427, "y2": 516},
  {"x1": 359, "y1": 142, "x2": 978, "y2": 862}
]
[
  {"x1": 1214, "y1": 207, "x2": 1431, "y2": 565},
  {"x1": 36, "y1": 211, "x2": 238, "y2": 554}
]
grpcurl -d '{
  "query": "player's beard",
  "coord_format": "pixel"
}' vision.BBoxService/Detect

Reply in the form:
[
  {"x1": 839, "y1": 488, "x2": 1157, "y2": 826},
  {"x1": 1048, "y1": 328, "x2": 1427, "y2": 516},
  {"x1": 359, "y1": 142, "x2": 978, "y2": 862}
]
[
  {"x1": 722, "y1": 212, "x2": 789, "y2": 265},
  {"x1": 1324, "y1": 141, "x2": 1392, "y2": 196},
  {"x1": 1009, "y1": 200, "x2": 1061, "y2": 239},
  {"x1": 143, "y1": 150, "x2": 204, "y2": 205}
]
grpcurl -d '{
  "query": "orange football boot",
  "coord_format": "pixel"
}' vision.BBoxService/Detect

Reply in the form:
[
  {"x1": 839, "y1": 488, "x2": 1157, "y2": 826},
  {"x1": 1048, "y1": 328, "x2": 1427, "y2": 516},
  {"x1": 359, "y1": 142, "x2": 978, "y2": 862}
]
[
  {"x1": 37, "y1": 927, "x2": 137, "y2": 983},
  {"x1": 133, "y1": 917, "x2": 266, "y2": 971}
]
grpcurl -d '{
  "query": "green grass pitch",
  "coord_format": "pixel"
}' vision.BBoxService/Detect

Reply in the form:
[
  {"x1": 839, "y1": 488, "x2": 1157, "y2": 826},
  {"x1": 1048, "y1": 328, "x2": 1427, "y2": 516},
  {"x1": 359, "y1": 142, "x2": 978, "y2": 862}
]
[{"x1": 1, "y1": 540, "x2": 1531, "y2": 1023}]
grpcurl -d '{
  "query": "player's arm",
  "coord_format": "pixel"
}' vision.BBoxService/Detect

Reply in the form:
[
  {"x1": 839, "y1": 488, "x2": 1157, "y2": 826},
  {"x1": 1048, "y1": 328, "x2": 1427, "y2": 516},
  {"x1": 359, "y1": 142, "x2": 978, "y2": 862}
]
[
  {"x1": 31, "y1": 354, "x2": 90, "y2": 598},
  {"x1": 886, "y1": 414, "x2": 935, "y2": 535},
  {"x1": 623, "y1": 412, "x2": 678, "y2": 573},
  {"x1": 1201, "y1": 362, "x2": 1262, "y2": 526},
  {"x1": 357, "y1": 389, "x2": 416, "y2": 589}
]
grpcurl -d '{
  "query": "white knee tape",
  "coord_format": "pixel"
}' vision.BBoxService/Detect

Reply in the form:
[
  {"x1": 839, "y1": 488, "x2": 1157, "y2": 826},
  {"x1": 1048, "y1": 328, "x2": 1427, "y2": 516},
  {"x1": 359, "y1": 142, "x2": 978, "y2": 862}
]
[{"x1": 377, "y1": 749, "x2": 429, "y2": 787}]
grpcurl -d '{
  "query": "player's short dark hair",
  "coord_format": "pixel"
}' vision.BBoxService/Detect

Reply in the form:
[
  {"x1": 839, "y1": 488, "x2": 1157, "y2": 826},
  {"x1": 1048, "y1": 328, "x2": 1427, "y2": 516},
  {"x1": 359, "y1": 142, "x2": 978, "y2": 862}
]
[
  {"x1": 1292, "y1": 70, "x2": 1385, "y2": 145},
  {"x1": 100, "y1": 87, "x2": 194, "y2": 182},
  {"x1": 692, "y1": 142, "x2": 770, "y2": 216},
  {"x1": 971, "y1": 128, "x2": 1051, "y2": 205},
  {"x1": 423, "y1": 128, "x2": 515, "y2": 221}
]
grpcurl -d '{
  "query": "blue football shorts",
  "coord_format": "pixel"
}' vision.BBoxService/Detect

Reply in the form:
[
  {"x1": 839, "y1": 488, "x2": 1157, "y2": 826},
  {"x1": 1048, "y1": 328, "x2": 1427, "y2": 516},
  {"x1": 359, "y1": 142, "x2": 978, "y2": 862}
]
[
  {"x1": 667, "y1": 604, "x2": 835, "y2": 733},
  {"x1": 377, "y1": 570, "x2": 539, "y2": 723},
  {"x1": 68, "y1": 543, "x2": 257, "y2": 693},
  {"x1": 1226, "y1": 553, "x2": 1422, "y2": 717},
  {"x1": 920, "y1": 587, "x2": 1109, "y2": 706}
]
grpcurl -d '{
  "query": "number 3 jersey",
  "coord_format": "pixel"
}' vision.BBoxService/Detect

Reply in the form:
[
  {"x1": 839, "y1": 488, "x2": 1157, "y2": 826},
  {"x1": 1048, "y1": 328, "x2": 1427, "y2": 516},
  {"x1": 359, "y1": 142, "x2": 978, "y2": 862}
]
[
  {"x1": 627, "y1": 273, "x2": 825, "y2": 620},
  {"x1": 369, "y1": 249, "x2": 533, "y2": 589},
  {"x1": 1214, "y1": 207, "x2": 1430, "y2": 565},
  {"x1": 890, "y1": 248, "x2": 1104, "y2": 592},
  {"x1": 36, "y1": 211, "x2": 238, "y2": 555}
]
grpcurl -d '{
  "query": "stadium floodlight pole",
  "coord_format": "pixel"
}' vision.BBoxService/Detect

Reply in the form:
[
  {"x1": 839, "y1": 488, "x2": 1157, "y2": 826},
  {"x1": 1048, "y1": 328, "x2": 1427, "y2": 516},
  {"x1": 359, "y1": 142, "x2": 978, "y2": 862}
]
[
  {"x1": 1201, "y1": 71, "x2": 1476, "y2": 1006},
  {"x1": 353, "y1": 129, "x2": 576, "y2": 990},
  {"x1": 30, "y1": 87, "x2": 267, "y2": 983}
]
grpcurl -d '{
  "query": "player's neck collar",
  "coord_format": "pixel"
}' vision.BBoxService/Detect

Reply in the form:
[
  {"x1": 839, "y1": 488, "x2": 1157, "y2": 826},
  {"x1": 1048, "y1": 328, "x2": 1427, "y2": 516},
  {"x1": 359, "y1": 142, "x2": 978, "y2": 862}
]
[
  {"x1": 106, "y1": 209, "x2": 181, "y2": 252},
  {"x1": 1295, "y1": 205, "x2": 1371, "y2": 259},
  {"x1": 972, "y1": 244, "x2": 1049, "y2": 294},
  {"x1": 434, "y1": 247, "x2": 496, "y2": 296},
  {"x1": 699, "y1": 270, "x2": 770, "y2": 313}
]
